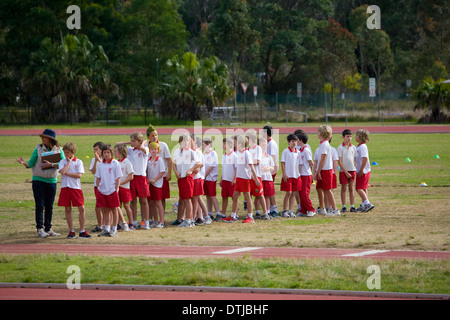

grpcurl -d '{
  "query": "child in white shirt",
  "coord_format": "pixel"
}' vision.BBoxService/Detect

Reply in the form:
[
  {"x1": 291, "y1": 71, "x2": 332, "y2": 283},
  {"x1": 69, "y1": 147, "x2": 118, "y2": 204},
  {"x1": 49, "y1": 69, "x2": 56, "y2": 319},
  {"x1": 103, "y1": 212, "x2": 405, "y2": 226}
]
[{"x1": 58, "y1": 142, "x2": 90, "y2": 239}]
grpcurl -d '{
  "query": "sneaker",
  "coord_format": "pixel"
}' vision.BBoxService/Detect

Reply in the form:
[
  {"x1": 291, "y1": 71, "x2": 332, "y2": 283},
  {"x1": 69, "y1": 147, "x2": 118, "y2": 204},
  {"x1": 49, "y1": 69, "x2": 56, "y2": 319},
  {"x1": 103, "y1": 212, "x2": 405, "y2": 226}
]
[
  {"x1": 91, "y1": 225, "x2": 102, "y2": 233},
  {"x1": 262, "y1": 213, "x2": 272, "y2": 220},
  {"x1": 154, "y1": 222, "x2": 165, "y2": 228},
  {"x1": 222, "y1": 215, "x2": 238, "y2": 223},
  {"x1": 242, "y1": 216, "x2": 254, "y2": 223},
  {"x1": 350, "y1": 207, "x2": 357, "y2": 213},
  {"x1": 195, "y1": 218, "x2": 205, "y2": 226},
  {"x1": 316, "y1": 208, "x2": 327, "y2": 215},
  {"x1": 214, "y1": 214, "x2": 224, "y2": 222},
  {"x1": 341, "y1": 207, "x2": 347, "y2": 213},
  {"x1": 178, "y1": 219, "x2": 192, "y2": 227},
  {"x1": 270, "y1": 211, "x2": 280, "y2": 218},
  {"x1": 306, "y1": 211, "x2": 316, "y2": 217},
  {"x1": 66, "y1": 231, "x2": 76, "y2": 239},
  {"x1": 98, "y1": 230, "x2": 110, "y2": 237},
  {"x1": 37, "y1": 228, "x2": 49, "y2": 238},
  {"x1": 110, "y1": 229, "x2": 118, "y2": 237},
  {"x1": 288, "y1": 210, "x2": 296, "y2": 218},
  {"x1": 128, "y1": 223, "x2": 136, "y2": 231},
  {"x1": 356, "y1": 205, "x2": 364, "y2": 212},
  {"x1": 362, "y1": 203, "x2": 375, "y2": 212},
  {"x1": 296, "y1": 212, "x2": 308, "y2": 217},
  {"x1": 281, "y1": 210, "x2": 290, "y2": 218},
  {"x1": 47, "y1": 229, "x2": 60, "y2": 237},
  {"x1": 120, "y1": 222, "x2": 130, "y2": 231},
  {"x1": 324, "y1": 209, "x2": 340, "y2": 216},
  {"x1": 79, "y1": 231, "x2": 92, "y2": 239},
  {"x1": 204, "y1": 216, "x2": 213, "y2": 225},
  {"x1": 254, "y1": 212, "x2": 261, "y2": 219}
]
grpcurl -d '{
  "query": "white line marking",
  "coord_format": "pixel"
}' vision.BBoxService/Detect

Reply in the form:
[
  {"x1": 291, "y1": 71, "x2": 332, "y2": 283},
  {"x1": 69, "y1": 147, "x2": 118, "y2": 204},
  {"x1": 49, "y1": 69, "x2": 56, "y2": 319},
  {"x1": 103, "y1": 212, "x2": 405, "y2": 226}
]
[
  {"x1": 213, "y1": 247, "x2": 263, "y2": 255},
  {"x1": 342, "y1": 250, "x2": 390, "y2": 257}
]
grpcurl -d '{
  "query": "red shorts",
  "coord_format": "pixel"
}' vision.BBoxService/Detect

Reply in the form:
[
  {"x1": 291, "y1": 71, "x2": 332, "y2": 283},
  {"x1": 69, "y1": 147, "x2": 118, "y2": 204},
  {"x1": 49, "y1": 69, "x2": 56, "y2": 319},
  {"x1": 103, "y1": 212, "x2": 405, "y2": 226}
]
[
  {"x1": 316, "y1": 169, "x2": 333, "y2": 190},
  {"x1": 356, "y1": 172, "x2": 371, "y2": 190},
  {"x1": 149, "y1": 184, "x2": 163, "y2": 201},
  {"x1": 178, "y1": 175, "x2": 194, "y2": 200},
  {"x1": 193, "y1": 178, "x2": 204, "y2": 196},
  {"x1": 332, "y1": 173, "x2": 337, "y2": 189},
  {"x1": 119, "y1": 187, "x2": 133, "y2": 203},
  {"x1": 130, "y1": 175, "x2": 150, "y2": 198},
  {"x1": 162, "y1": 177, "x2": 170, "y2": 199},
  {"x1": 58, "y1": 187, "x2": 84, "y2": 207},
  {"x1": 221, "y1": 180, "x2": 235, "y2": 198},
  {"x1": 235, "y1": 177, "x2": 251, "y2": 193},
  {"x1": 339, "y1": 171, "x2": 356, "y2": 185},
  {"x1": 250, "y1": 177, "x2": 264, "y2": 197},
  {"x1": 203, "y1": 180, "x2": 217, "y2": 197},
  {"x1": 96, "y1": 191, "x2": 120, "y2": 208},
  {"x1": 262, "y1": 180, "x2": 275, "y2": 197},
  {"x1": 281, "y1": 177, "x2": 301, "y2": 192}
]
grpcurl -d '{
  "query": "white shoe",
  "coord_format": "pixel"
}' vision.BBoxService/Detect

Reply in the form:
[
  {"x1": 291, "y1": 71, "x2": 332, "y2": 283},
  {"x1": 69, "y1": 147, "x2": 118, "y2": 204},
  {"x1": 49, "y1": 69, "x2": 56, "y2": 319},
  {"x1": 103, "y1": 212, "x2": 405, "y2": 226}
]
[
  {"x1": 326, "y1": 209, "x2": 341, "y2": 216},
  {"x1": 306, "y1": 211, "x2": 316, "y2": 217},
  {"x1": 37, "y1": 228, "x2": 49, "y2": 238},
  {"x1": 47, "y1": 229, "x2": 60, "y2": 237},
  {"x1": 316, "y1": 208, "x2": 327, "y2": 215},
  {"x1": 120, "y1": 222, "x2": 130, "y2": 231}
]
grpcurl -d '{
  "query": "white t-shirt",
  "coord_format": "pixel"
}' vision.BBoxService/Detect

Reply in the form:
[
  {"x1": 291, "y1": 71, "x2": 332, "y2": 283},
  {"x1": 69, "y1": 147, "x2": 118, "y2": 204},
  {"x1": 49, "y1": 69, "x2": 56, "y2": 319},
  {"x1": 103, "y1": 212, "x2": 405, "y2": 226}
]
[
  {"x1": 316, "y1": 140, "x2": 333, "y2": 171},
  {"x1": 203, "y1": 150, "x2": 219, "y2": 182},
  {"x1": 331, "y1": 146, "x2": 339, "y2": 173},
  {"x1": 221, "y1": 152, "x2": 236, "y2": 182},
  {"x1": 89, "y1": 157, "x2": 101, "y2": 187},
  {"x1": 248, "y1": 144, "x2": 262, "y2": 178},
  {"x1": 147, "y1": 155, "x2": 166, "y2": 188},
  {"x1": 267, "y1": 138, "x2": 278, "y2": 174},
  {"x1": 95, "y1": 159, "x2": 123, "y2": 195},
  {"x1": 299, "y1": 146, "x2": 313, "y2": 176},
  {"x1": 118, "y1": 158, "x2": 134, "y2": 189},
  {"x1": 235, "y1": 149, "x2": 253, "y2": 180},
  {"x1": 356, "y1": 143, "x2": 371, "y2": 174},
  {"x1": 281, "y1": 147, "x2": 301, "y2": 178},
  {"x1": 337, "y1": 143, "x2": 356, "y2": 172},
  {"x1": 173, "y1": 148, "x2": 200, "y2": 178},
  {"x1": 59, "y1": 157, "x2": 84, "y2": 189},
  {"x1": 260, "y1": 152, "x2": 275, "y2": 181},
  {"x1": 146, "y1": 141, "x2": 171, "y2": 178},
  {"x1": 193, "y1": 149, "x2": 204, "y2": 180},
  {"x1": 127, "y1": 146, "x2": 149, "y2": 176}
]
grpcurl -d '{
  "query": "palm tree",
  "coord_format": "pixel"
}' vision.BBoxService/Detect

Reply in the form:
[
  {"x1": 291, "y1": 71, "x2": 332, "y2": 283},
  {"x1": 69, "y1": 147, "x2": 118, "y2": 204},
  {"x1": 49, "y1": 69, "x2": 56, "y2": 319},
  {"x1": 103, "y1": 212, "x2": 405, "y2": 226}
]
[{"x1": 21, "y1": 34, "x2": 116, "y2": 123}]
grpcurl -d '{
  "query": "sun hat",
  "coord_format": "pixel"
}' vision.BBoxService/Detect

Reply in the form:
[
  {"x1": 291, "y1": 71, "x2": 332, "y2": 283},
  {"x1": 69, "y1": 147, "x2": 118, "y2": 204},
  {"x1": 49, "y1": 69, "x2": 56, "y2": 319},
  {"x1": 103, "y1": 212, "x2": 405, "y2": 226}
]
[{"x1": 39, "y1": 129, "x2": 58, "y2": 143}]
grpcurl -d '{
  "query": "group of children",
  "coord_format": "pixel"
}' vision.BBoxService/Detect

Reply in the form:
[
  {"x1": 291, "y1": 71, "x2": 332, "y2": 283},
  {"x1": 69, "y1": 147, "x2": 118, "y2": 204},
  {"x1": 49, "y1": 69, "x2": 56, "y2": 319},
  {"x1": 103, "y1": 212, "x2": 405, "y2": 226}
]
[{"x1": 55, "y1": 124, "x2": 375, "y2": 238}]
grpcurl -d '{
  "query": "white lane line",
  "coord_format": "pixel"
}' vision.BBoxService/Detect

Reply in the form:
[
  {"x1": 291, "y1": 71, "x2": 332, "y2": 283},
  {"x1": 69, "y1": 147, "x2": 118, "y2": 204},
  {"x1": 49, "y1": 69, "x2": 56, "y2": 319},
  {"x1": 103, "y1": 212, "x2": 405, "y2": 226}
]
[
  {"x1": 342, "y1": 250, "x2": 390, "y2": 257},
  {"x1": 213, "y1": 247, "x2": 263, "y2": 255}
]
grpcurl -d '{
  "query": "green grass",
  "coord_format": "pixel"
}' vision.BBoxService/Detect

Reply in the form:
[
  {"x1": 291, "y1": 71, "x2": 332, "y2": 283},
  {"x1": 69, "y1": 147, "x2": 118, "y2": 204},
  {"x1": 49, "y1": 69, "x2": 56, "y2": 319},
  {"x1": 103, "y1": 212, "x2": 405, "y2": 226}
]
[{"x1": 0, "y1": 254, "x2": 448, "y2": 294}]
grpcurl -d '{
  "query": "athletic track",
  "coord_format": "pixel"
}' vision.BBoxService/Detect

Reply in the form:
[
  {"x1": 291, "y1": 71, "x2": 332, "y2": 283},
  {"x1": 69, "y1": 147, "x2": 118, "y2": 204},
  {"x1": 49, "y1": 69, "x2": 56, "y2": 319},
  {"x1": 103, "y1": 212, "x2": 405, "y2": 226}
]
[
  {"x1": 1, "y1": 124, "x2": 449, "y2": 301},
  {"x1": 0, "y1": 244, "x2": 448, "y2": 301}
]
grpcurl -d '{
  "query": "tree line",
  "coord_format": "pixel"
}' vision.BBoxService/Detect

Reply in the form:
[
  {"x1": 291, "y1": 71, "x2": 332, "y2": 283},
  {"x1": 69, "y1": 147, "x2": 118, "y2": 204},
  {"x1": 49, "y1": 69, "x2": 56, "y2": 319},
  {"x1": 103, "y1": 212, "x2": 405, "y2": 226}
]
[{"x1": 0, "y1": 0, "x2": 448, "y2": 122}]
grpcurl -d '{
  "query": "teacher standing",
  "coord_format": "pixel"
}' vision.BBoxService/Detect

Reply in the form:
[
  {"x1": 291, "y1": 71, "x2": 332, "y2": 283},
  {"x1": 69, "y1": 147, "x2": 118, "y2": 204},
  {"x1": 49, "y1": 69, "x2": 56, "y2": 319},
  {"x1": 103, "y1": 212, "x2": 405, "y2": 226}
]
[{"x1": 17, "y1": 129, "x2": 65, "y2": 238}]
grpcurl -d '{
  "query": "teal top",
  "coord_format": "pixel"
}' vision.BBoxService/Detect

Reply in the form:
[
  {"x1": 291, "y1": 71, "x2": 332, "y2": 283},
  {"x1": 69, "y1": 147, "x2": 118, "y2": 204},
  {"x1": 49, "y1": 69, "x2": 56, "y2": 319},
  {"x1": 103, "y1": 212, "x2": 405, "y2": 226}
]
[{"x1": 28, "y1": 147, "x2": 65, "y2": 184}]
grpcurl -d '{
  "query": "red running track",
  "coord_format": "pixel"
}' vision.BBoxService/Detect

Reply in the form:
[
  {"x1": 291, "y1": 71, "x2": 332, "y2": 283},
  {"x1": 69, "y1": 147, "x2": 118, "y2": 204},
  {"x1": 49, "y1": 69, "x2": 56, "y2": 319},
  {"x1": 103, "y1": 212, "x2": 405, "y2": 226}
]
[
  {"x1": 1, "y1": 125, "x2": 450, "y2": 137},
  {"x1": 1, "y1": 244, "x2": 448, "y2": 301},
  {"x1": 1, "y1": 244, "x2": 448, "y2": 260}
]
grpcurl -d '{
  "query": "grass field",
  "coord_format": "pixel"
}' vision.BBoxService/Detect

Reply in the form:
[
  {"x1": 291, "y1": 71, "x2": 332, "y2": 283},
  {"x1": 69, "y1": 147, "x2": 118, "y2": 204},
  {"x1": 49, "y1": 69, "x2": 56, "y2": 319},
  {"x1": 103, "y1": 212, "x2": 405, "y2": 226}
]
[{"x1": 0, "y1": 128, "x2": 449, "y2": 294}]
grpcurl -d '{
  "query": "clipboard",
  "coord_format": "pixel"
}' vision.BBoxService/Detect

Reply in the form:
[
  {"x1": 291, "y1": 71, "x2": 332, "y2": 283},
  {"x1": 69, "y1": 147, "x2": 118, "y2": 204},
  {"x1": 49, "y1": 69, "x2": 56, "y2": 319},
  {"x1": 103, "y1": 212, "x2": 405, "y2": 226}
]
[{"x1": 41, "y1": 151, "x2": 61, "y2": 170}]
